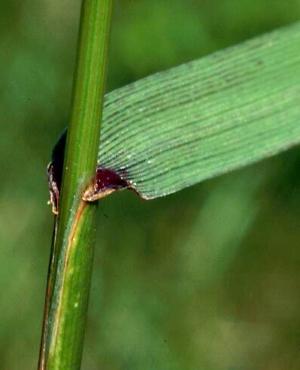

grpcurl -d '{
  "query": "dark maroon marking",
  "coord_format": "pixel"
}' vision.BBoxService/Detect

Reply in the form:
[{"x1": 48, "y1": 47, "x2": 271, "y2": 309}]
[
  {"x1": 47, "y1": 130, "x2": 66, "y2": 213},
  {"x1": 49, "y1": 130, "x2": 67, "y2": 192},
  {"x1": 94, "y1": 167, "x2": 128, "y2": 193},
  {"x1": 47, "y1": 130, "x2": 129, "y2": 213}
]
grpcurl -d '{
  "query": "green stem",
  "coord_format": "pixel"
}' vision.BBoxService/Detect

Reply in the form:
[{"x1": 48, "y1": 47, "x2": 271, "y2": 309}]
[{"x1": 38, "y1": 0, "x2": 113, "y2": 369}]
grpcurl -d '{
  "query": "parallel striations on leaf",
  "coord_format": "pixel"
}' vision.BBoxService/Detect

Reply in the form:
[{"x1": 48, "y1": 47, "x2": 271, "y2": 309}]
[
  {"x1": 97, "y1": 21, "x2": 300, "y2": 199},
  {"x1": 53, "y1": 22, "x2": 300, "y2": 202}
]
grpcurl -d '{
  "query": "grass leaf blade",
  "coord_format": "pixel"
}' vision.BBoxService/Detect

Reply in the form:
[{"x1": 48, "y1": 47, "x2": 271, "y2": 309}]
[{"x1": 99, "y1": 21, "x2": 300, "y2": 199}]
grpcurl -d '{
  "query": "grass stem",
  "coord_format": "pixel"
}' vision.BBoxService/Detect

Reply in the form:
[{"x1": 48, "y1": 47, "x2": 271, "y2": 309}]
[{"x1": 38, "y1": 0, "x2": 113, "y2": 368}]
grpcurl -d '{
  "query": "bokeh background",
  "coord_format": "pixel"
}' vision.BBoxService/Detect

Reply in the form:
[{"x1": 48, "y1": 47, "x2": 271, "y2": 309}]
[{"x1": 1, "y1": 1, "x2": 300, "y2": 369}]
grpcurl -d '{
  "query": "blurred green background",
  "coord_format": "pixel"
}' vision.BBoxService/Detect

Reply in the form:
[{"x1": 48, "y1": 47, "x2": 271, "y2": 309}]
[{"x1": 1, "y1": 1, "x2": 300, "y2": 369}]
